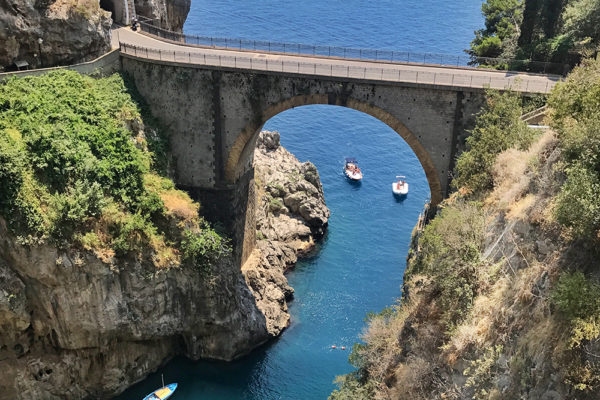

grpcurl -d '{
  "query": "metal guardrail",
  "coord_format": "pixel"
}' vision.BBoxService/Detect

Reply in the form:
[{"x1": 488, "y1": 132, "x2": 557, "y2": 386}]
[
  {"x1": 119, "y1": 42, "x2": 559, "y2": 94},
  {"x1": 138, "y1": 21, "x2": 569, "y2": 75},
  {"x1": 521, "y1": 105, "x2": 548, "y2": 121}
]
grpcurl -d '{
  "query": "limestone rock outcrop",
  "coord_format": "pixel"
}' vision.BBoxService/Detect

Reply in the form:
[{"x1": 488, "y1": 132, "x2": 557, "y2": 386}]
[
  {"x1": 0, "y1": 0, "x2": 190, "y2": 71},
  {"x1": 242, "y1": 130, "x2": 330, "y2": 335},
  {"x1": 0, "y1": 0, "x2": 112, "y2": 70},
  {"x1": 135, "y1": 0, "x2": 190, "y2": 32}
]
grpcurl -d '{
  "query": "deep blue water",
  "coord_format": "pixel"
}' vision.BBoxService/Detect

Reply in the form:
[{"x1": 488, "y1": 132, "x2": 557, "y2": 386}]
[{"x1": 117, "y1": 2, "x2": 483, "y2": 399}]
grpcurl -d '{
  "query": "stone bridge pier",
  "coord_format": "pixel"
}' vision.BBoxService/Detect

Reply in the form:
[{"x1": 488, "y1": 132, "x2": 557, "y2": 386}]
[{"x1": 120, "y1": 55, "x2": 486, "y2": 264}]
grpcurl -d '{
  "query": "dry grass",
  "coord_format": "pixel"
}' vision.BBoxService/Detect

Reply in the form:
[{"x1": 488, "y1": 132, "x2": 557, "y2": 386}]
[
  {"x1": 50, "y1": 0, "x2": 101, "y2": 18},
  {"x1": 76, "y1": 200, "x2": 183, "y2": 269},
  {"x1": 443, "y1": 241, "x2": 556, "y2": 370},
  {"x1": 150, "y1": 235, "x2": 180, "y2": 269},
  {"x1": 144, "y1": 173, "x2": 200, "y2": 224},
  {"x1": 390, "y1": 357, "x2": 439, "y2": 400},
  {"x1": 160, "y1": 190, "x2": 199, "y2": 222},
  {"x1": 506, "y1": 193, "x2": 537, "y2": 220},
  {"x1": 356, "y1": 297, "x2": 422, "y2": 398},
  {"x1": 443, "y1": 273, "x2": 511, "y2": 363},
  {"x1": 487, "y1": 130, "x2": 557, "y2": 216}
]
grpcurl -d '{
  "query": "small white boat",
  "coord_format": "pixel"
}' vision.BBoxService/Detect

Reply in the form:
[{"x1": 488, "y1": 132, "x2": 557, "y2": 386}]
[
  {"x1": 392, "y1": 176, "x2": 408, "y2": 196},
  {"x1": 344, "y1": 157, "x2": 363, "y2": 181}
]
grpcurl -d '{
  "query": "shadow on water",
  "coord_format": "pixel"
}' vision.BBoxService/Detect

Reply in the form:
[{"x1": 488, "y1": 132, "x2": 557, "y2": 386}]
[
  {"x1": 393, "y1": 193, "x2": 408, "y2": 203},
  {"x1": 345, "y1": 178, "x2": 362, "y2": 188},
  {"x1": 118, "y1": 339, "x2": 281, "y2": 399}
]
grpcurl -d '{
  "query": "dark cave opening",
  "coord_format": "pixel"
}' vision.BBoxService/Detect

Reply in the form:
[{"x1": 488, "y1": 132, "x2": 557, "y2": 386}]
[{"x1": 99, "y1": 0, "x2": 116, "y2": 19}]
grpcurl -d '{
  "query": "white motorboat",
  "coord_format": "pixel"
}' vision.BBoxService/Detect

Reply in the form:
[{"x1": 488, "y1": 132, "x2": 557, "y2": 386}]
[
  {"x1": 392, "y1": 176, "x2": 408, "y2": 196},
  {"x1": 344, "y1": 158, "x2": 363, "y2": 181}
]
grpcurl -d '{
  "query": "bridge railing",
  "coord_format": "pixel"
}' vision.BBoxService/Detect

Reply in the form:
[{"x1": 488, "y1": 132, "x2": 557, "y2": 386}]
[
  {"x1": 119, "y1": 42, "x2": 559, "y2": 94},
  {"x1": 138, "y1": 21, "x2": 569, "y2": 75}
]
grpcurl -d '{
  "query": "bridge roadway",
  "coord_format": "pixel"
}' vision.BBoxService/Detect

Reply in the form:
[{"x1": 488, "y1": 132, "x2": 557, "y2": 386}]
[{"x1": 113, "y1": 27, "x2": 560, "y2": 94}]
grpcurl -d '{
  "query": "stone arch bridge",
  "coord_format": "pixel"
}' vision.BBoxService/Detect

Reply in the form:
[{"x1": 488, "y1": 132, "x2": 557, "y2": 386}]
[{"x1": 115, "y1": 28, "x2": 559, "y2": 262}]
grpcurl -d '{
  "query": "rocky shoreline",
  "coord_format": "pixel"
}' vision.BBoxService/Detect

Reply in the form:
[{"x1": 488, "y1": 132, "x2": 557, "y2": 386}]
[{"x1": 243, "y1": 130, "x2": 330, "y2": 336}]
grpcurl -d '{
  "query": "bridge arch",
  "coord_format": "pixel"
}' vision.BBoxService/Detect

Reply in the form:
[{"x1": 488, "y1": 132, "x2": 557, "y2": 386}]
[{"x1": 226, "y1": 93, "x2": 442, "y2": 206}]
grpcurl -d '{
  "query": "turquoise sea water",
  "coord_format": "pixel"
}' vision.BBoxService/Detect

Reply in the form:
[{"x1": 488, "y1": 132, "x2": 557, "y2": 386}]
[{"x1": 117, "y1": 2, "x2": 483, "y2": 399}]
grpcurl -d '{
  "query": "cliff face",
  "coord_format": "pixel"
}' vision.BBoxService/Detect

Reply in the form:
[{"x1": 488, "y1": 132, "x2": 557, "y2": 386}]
[
  {"x1": 0, "y1": 0, "x2": 190, "y2": 71},
  {"x1": 134, "y1": 0, "x2": 190, "y2": 32},
  {"x1": 243, "y1": 130, "x2": 330, "y2": 335},
  {"x1": 0, "y1": 0, "x2": 112, "y2": 69},
  {"x1": 0, "y1": 217, "x2": 270, "y2": 399},
  {"x1": 386, "y1": 131, "x2": 570, "y2": 400}
]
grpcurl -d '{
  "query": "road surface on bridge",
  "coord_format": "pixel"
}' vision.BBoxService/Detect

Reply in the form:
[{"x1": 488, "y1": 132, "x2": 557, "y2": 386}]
[{"x1": 112, "y1": 27, "x2": 560, "y2": 94}]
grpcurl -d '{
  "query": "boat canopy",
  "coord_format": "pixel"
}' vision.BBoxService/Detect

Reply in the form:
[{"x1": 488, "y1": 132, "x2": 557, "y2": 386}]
[
  {"x1": 154, "y1": 387, "x2": 172, "y2": 399},
  {"x1": 345, "y1": 157, "x2": 358, "y2": 163}
]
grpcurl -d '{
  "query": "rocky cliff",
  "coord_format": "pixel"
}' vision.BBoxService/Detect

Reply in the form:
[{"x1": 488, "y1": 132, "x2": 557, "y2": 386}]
[
  {"x1": 0, "y1": 0, "x2": 190, "y2": 71},
  {"x1": 0, "y1": 128, "x2": 328, "y2": 399},
  {"x1": 0, "y1": 0, "x2": 112, "y2": 69},
  {"x1": 134, "y1": 0, "x2": 190, "y2": 32},
  {"x1": 242, "y1": 130, "x2": 330, "y2": 336},
  {"x1": 0, "y1": 217, "x2": 269, "y2": 399}
]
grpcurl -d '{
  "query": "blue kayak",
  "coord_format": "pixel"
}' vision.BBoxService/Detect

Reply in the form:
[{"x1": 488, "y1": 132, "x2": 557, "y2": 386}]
[{"x1": 142, "y1": 383, "x2": 178, "y2": 400}]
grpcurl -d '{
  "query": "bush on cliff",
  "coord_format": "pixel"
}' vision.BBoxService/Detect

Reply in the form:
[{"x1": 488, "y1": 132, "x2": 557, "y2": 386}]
[
  {"x1": 453, "y1": 90, "x2": 535, "y2": 196},
  {"x1": 409, "y1": 201, "x2": 486, "y2": 331},
  {"x1": 551, "y1": 270, "x2": 600, "y2": 391},
  {"x1": 0, "y1": 70, "x2": 227, "y2": 269},
  {"x1": 549, "y1": 57, "x2": 600, "y2": 241}
]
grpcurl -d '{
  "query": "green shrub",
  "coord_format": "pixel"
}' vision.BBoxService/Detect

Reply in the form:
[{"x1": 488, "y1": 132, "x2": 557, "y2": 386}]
[
  {"x1": 410, "y1": 201, "x2": 485, "y2": 330},
  {"x1": 0, "y1": 70, "x2": 227, "y2": 269},
  {"x1": 0, "y1": 129, "x2": 47, "y2": 238},
  {"x1": 0, "y1": 71, "x2": 148, "y2": 233},
  {"x1": 549, "y1": 58, "x2": 600, "y2": 241},
  {"x1": 549, "y1": 58, "x2": 600, "y2": 134},
  {"x1": 269, "y1": 197, "x2": 285, "y2": 212},
  {"x1": 48, "y1": 180, "x2": 106, "y2": 244},
  {"x1": 464, "y1": 345, "x2": 504, "y2": 400},
  {"x1": 551, "y1": 271, "x2": 600, "y2": 320},
  {"x1": 329, "y1": 373, "x2": 375, "y2": 400},
  {"x1": 551, "y1": 272, "x2": 600, "y2": 391},
  {"x1": 110, "y1": 212, "x2": 157, "y2": 256},
  {"x1": 570, "y1": 317, "x2": 600, "y2": 349},
  {"x1": 181, "y1": 226, "x2": 231, "y2": 272},
  {"x1": 554, "y1": 163, "x2": 600, "y2": 238},
  {"x1": 453, "y1": 90, "x2": 535, "y2": 195}
]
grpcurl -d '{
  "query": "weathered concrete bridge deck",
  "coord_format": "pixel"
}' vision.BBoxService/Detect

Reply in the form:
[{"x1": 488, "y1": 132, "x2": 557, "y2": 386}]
[{"x1": 114, "y1": 27, "x2": 560, "y2": 94}]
